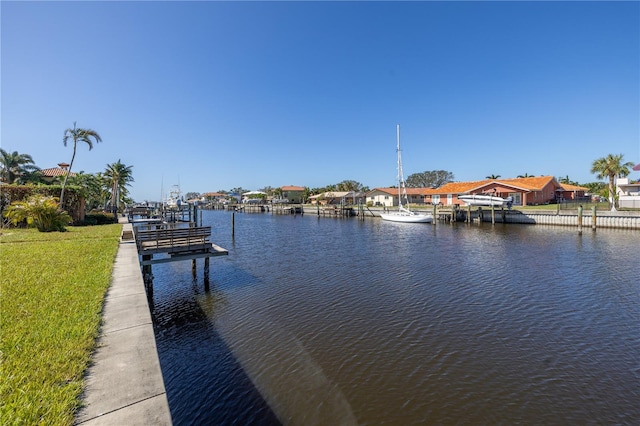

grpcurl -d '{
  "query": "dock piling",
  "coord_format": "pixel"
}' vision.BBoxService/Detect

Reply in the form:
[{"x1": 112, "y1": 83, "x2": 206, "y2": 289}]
[{"x1": 578, "y1": 205, "x2": 583, "y2": 234}]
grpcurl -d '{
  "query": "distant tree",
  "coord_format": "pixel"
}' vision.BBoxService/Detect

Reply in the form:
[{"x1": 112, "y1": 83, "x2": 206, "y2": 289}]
[
  {"x1": 590, "y1": 153, "x2": 634, "y2": 211},
  {"x1": 104, "y1": 160, "x2": 134, "y2": 212},
  {"x1": 185, "y1": 192, "x2": 201, "y2": 201},
  {"x1": 64, "y1": 171, "x2": 106, "y2": 211},
  {"x1": 230, "y1": 187, "x2": 246, "y2": 196},
  {"x1": 259, "y1": 186, "x2": 275, "y2": 196},
  {"x1": 559, "y1": 175, "x2": 578, "y2": 186},
  {"x1": 486, "y1": 174, "x2": 501, "y2": 180},
  {"x1": 336, "y1": 180, "x2": 365, "y2": 192},
  {"x1": 405, "y1": 170, "x2": 454, "y2": 188},
  {"x1": 517, "y1": 173, "x2": 534, "y2": 178},
  {"x1": 583, "y1": 181, "x2": 607, "y2": 199},
  {"x1": 61, "y1": 122, "x2": 102, "y2": 205},
  {"x1": 272, "y1": 187, "x2": 283, "y2": 198},
  {"x1": 0, "y1": 149, "x2": 39, "y2": 184},
  {"x1": 302, "y1": 187, "x2": 312, "y2": 203}
]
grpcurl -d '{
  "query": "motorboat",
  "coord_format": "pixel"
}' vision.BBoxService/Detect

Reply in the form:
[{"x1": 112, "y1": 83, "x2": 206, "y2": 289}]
[{"x1": 458, "y1": 194, "x2": 513, "y2": 208}]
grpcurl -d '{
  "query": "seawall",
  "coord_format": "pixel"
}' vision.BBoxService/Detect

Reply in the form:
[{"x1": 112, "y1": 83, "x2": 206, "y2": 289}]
[{"x1": 75, "y1": 220, "x2": 172, "y2": 425}]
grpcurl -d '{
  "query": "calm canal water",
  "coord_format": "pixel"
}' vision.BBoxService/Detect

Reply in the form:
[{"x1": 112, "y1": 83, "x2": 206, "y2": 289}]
[{"x1": 149, "y1": 210, "x2": 639, "y2": 425}]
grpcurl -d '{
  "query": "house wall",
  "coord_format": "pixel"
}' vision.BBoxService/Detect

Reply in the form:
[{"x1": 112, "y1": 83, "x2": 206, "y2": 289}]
[
  {"x1": 367, "y1": 192, "x2": 395, "y2": 207},
  {"x1": 283, "y1": 190, "x2": 304, "y2": 203},
  {"x1": 617, "y1": 179, "x2": 640, "y2": 208}
]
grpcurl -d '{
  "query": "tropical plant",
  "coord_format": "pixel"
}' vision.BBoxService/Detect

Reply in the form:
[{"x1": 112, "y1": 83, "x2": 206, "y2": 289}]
[
  {"x1": 559, "y1": 175, "x2": 579, "y2": 186},
  {"x1": 336, "y1": 180, "x2": 365, "y2": 192},
  {"x1": 0, "y1": 149, "x2": 40, "y2": 184},
  {"x1": 60, "y1": 122, "x2": 102, "y2": 206},
  {"x1": 65, "y1": 171, "x2": 109, "y2": 211},
  {"x1": 590, "y1": 154, "x2": 634, "y2": 211},
  {"x1": 184, "y1": 192, "x2": 201, "y2": 201},
  {"x1": 3, "y1": 195, "x2": 72, "y2": 232},
  {"x1": 406, "y1": 170, "x2": 454, "y2": 188},
  {"x1": 104, "y1": 160, "x2": 134, "y2": 212},
  {"x1": 486, "y1": 174, "x2": 501, "y2": 180},
  {"x1": 517, "y1": 173, "x2": 534, "y2": 178}
]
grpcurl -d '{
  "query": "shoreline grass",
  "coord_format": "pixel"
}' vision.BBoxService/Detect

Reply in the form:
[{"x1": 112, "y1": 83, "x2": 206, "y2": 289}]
[{"x1": 0, "y1": 224, "x2": 121, "y2": 425}]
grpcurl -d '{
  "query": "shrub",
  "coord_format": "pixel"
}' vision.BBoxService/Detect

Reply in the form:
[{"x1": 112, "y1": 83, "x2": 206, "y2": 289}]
[
  {"x1": 3, "y1": 195, "x2": 72, "y2": 232},
  {"x1": 83, "y1": 212, "x2": 117, "y2": 226}
]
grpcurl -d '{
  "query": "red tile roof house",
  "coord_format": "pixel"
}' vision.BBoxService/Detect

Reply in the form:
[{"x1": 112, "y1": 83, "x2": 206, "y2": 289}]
[
  {"x1": 201, "y1": 192, "x2": 228, "y2": 203},
  {"x1": 280, "y1": 185, "x2": 306, "y2": 203},
  {"x1": 39, "y1": 163, "x2": 75, "y2": 183},
  {"x1": 423, "y1": 176, "x2": 574, "y2": 206},
  {"x1": 366, "y1": 187, "x2": 428, "y2": 207}
]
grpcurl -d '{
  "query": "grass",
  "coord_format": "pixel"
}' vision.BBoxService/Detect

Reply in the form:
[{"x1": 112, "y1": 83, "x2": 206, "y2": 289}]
[{"x1": 0, "y1": 224, "x2": 121, "y2": 426}]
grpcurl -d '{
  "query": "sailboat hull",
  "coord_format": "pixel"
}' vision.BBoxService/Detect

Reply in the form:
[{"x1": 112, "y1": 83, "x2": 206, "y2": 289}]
[{"x1": 380, "y1": 212, "x2": 433, "y2": 223}]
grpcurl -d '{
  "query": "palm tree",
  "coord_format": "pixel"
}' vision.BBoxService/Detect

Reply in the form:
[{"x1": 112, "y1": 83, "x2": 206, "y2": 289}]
[
  {"x1": 486, "y1": 174, "x2": 501, "y2": 180},
  {"x1": 590, "y1": 154, "x2": 634, "y2": 211},
  {"x1": 60, "y1": 122, "x2": 102, "y2": 205},
  {"x1": 517, "y1": 173, "x2": 534, "y2": 178},
  {"x1": 104, "y1": 160, "x2": 134, "y2": 213},
  {"x1": 0, "y1": 149, "x2": 39, "y2": 184}
]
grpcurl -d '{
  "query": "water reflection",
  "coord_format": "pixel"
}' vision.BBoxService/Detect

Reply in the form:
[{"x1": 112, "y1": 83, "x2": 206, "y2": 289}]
[{"x1": 150, "y1": 211, "x2": 640, "y2": 425}]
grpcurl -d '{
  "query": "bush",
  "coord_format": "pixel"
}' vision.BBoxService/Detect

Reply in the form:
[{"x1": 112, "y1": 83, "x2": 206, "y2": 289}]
[
  {"x1": 83, "y1": 212, "x2": 117, "y2": 225},
  {"x1": 3, "y1": 195, "x2": 72, "y2": 232}
]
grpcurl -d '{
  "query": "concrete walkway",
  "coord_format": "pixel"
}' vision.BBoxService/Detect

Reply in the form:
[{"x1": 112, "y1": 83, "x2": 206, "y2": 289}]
[{"x1": 75, "y1": 221, "x2": 172, "y2": 425}]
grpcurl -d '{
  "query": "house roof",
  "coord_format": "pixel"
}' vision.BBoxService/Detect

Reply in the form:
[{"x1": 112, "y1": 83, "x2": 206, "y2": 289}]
[
  {"x1": 281, "y1": 185, "x2": 305, "y2": 191},
  {"x1": 39, "y1": 167, "x2": 75, "y2": 177},
  {"x1": 202, "y1": 192, "x2": 226, "y2": 197},
  {"x1": 559, "y1": 183, "x2": 589, "y2": 191},
  {"x1": 423, "y1": 176, "x2": 561, "y2": 195}
]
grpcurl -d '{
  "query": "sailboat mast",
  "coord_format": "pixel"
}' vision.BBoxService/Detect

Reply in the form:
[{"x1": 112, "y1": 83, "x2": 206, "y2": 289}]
[{"x1": 396, "y1": 125, "x2": 402, "y2": 208}]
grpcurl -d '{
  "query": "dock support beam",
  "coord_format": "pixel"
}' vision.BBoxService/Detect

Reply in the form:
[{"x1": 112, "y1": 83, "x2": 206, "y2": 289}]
[
  {"x1": 142, "y1": 254, "x2": 153, "y2": 295},
  {"x1": 204, "y1": 257, "x2": 210, "y2": 290}
]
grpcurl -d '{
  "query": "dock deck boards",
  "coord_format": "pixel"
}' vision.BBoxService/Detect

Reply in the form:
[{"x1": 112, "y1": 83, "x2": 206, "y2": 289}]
[{"x1": 134, "y1": 225, "x2": 228, "y2": 264}]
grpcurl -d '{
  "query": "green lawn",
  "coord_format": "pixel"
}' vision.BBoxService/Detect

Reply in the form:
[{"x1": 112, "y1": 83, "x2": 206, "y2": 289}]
[{"x1": 0, "y1": 224, "x2": 121, "y2": 425}]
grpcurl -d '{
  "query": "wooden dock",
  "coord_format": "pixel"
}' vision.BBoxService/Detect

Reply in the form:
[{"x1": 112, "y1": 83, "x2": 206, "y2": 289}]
[{"x1": 133, "y1": 223, "x2": 228, "y2": 293}]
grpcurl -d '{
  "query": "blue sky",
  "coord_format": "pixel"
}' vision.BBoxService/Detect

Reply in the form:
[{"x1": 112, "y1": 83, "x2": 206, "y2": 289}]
[{"x1": 2, "y1": 1, "x2": 638, "y2": 202}]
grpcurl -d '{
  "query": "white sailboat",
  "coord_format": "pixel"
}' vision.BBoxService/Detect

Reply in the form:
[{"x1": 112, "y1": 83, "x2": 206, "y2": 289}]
[{"x1": 380, "y1": 125, "x2": 433, "y2": 224}]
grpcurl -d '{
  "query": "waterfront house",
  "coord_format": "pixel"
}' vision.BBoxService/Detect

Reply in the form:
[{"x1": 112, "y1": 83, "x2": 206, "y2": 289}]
[
  {"x1": 39, "y1": 163, "x2": 74, "y2": 183},
  {"x1": 616, "y1": 177, "x2": 640, "y2": 208},
  {"x1": 309, "y1": 191, "x2": 365, "y2": 205},
  {"x1": 556, "y1": 183, "x2": 589, "y2": 202},
  {"x1": 201, "y1": 192, "x2": 228, "y2": 203},
  {"x1": 423, "y1": 176, "x2": 564, "y2": 206},
  {"x1": 366, "y1": 188, "x2": 427, "y2": 207},
  {"x1": 281, "y1": 185, "x2": 306, "y2": 203}
]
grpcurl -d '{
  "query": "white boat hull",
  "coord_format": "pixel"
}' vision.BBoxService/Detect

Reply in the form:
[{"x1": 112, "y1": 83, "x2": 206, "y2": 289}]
[
  {"x1": 458, "y1": 195, "x2": 512, "y2": 207},
  {"x1": 380, "y1": 211, "x2": 433, "y2": 223}
]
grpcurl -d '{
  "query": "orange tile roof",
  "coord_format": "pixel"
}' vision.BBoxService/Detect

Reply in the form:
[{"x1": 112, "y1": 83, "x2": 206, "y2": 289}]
[
  {"x1": 39, "y1": 167, "x2": 75, "y2": 177},
  {"x1": 559, "y1": 183, "x2": 589, "y2": 191},
  {"x1": 423, "y1": 176, "x2": 559, "y2": 195},
  {"x1": 281, "y1": 185, "x2": 305, "y2": 191}
]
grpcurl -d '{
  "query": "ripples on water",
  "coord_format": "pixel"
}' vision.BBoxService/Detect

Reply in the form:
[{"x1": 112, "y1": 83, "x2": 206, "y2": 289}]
[{"x1": 150, "y1": 211, "x2": 640, "y2": 425}]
